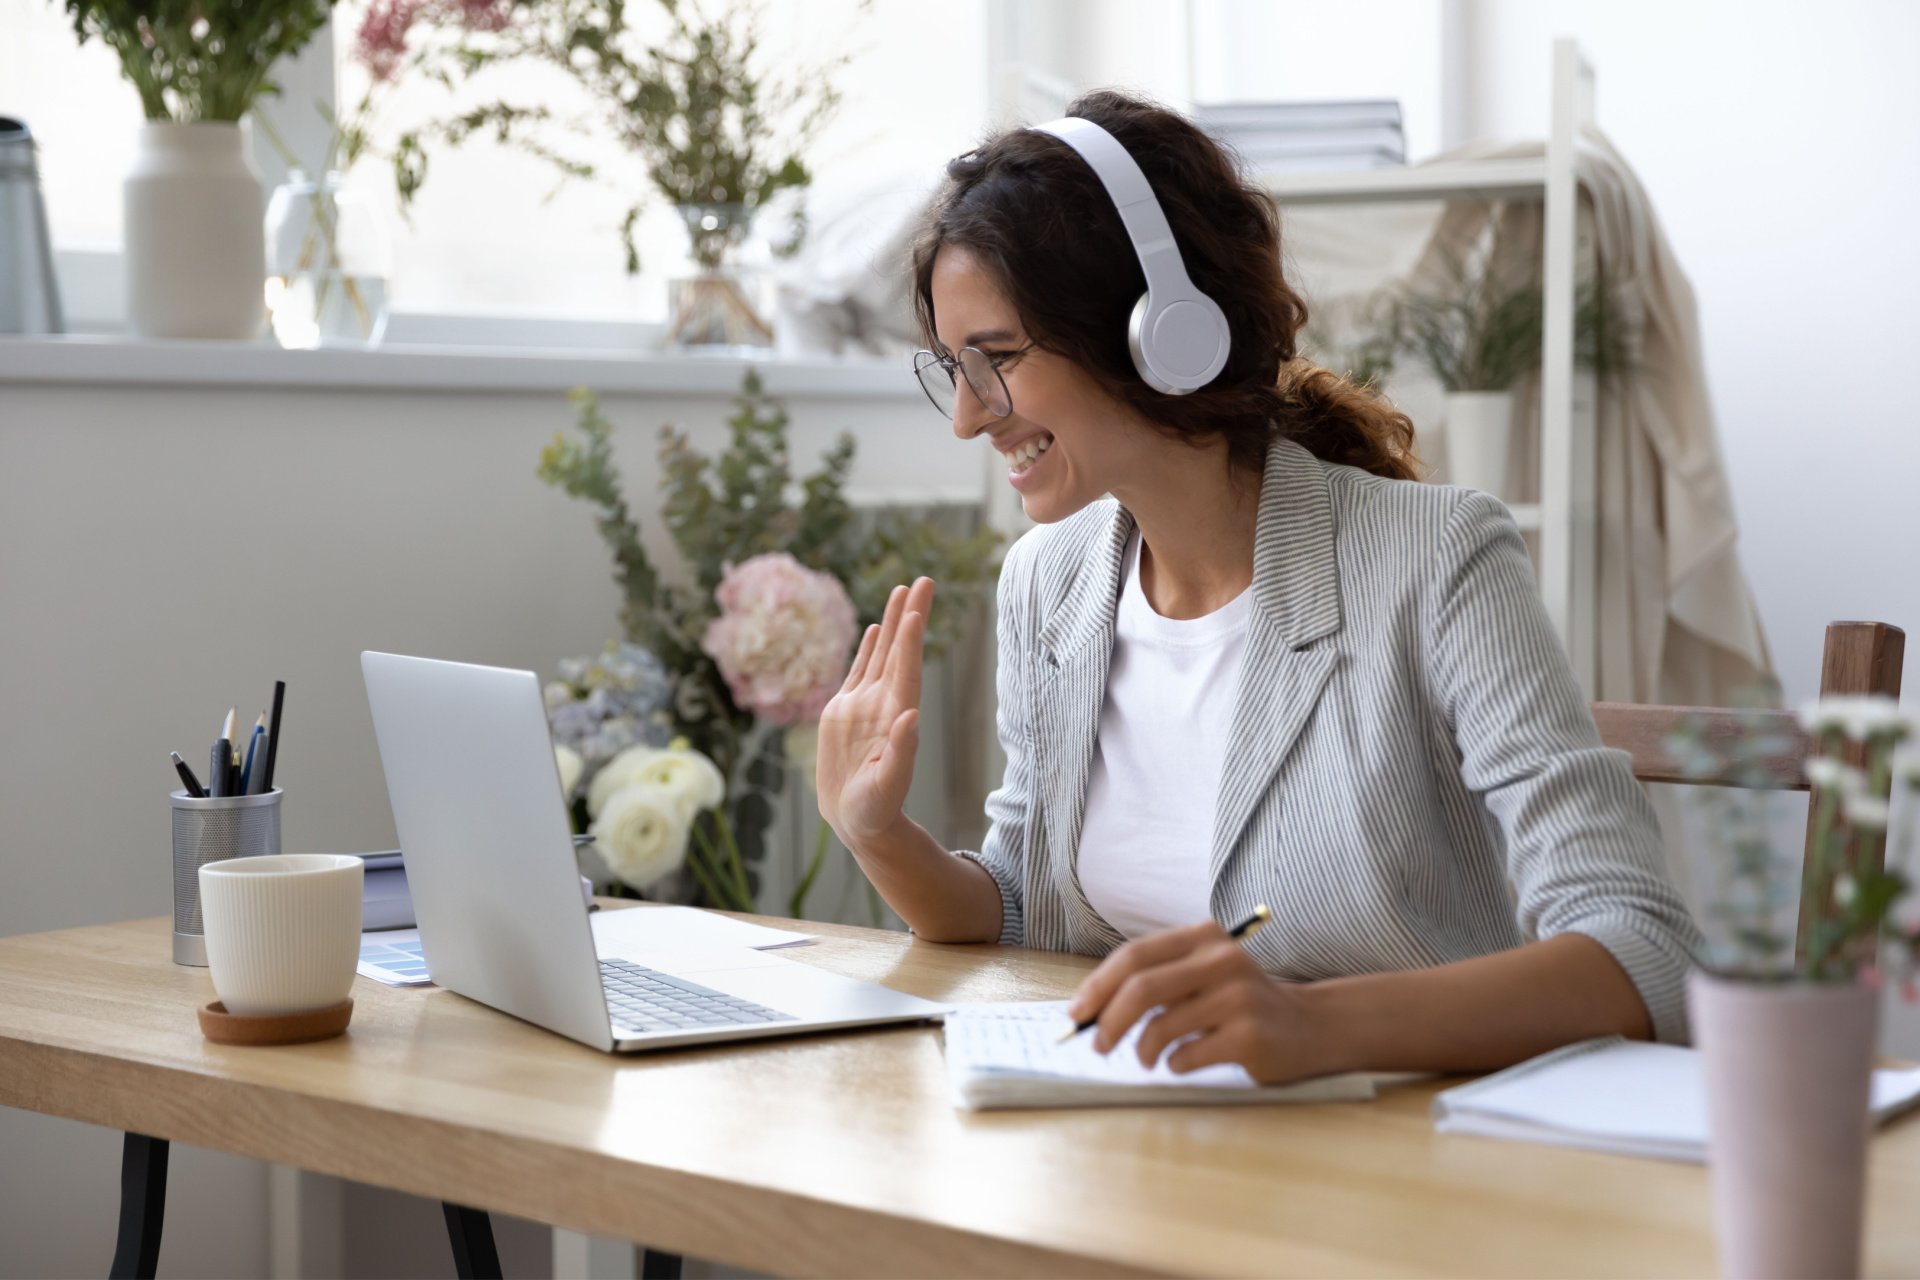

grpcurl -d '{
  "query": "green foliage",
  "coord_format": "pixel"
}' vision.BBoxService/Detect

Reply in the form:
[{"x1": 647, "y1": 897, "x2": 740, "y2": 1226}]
[
  {"x1": 65, "y1": 0, "x2": 335, "y2": 122},
  {"x1": 1389, "y1": 250, "x2": 1639, "y2": 393},
  {"x1": 402, "y1": 0, "x2": 851, "y2": 271},
  {"x1": 649, "y1": 370, "x2": 999, "y2": 653}
]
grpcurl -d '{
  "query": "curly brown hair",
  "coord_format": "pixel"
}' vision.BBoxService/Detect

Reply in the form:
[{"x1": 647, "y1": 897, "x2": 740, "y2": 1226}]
[{"x1": 911, "y1": 89, "x2": 1420, "y2": 482}]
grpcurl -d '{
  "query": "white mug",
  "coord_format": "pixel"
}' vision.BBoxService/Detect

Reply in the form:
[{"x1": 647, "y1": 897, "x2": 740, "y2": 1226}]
[{"x1": 199, "y1": 854, "x2": 364, "y2": 1016}]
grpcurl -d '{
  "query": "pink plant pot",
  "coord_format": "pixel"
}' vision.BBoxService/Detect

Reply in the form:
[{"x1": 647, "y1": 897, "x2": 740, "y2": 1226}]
[{"x1": 1688, "y1": 970, "x2": 1879, "y2": 1280}]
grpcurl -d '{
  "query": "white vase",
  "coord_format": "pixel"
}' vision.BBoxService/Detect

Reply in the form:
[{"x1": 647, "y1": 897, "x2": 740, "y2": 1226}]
[
  {"x1": 1443, "y1": 389, "x2": 1514, "y2": 497},
  {"x1": 1688, "y1": 971, "x2": 1879, "y2": 1280},
  {"x1": 124, "y1": 122, "x2": 266, "y2": 340}
]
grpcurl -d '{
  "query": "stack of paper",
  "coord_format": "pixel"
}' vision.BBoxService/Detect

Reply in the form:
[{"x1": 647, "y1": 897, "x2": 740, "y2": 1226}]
[
  {"x1": 1433, "y1": 1037, "x2": 1920, "y2": 1162},
  {"x1": 942, "y1": 1001, "x2": 1377, "y2": 1111}
]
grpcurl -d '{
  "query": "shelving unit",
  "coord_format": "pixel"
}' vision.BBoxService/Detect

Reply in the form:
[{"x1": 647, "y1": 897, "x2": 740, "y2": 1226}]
[{"x1": 1260, "y1": 40, "x2": 1599, "y2": 696}]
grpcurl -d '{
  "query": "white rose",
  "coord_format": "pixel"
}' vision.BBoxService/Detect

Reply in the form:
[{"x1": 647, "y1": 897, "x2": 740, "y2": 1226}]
[
  {"x1": 628, "y1": 747, "x2": 725, "y2": 821},
  {"x1": 554, "y1": 745, "x2": 584, "y2": 800},
  {"x1": 588, "y1": 745, "x2": 664, "y2": 817},
  {"x1": 591, "y1": 783, "x2": 691, "y2": 889}
]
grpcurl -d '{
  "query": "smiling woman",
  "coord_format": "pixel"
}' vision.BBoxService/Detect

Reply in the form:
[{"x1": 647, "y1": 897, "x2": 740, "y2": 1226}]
[{"x1": 814, "y1": 88, "x2": 1702, "y2": 1088}]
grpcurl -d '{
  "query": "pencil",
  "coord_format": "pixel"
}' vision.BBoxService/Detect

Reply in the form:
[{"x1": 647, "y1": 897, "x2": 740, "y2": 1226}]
[{"x1": 1057, "y1": 904, "x2": 1272, "y2": 1044}]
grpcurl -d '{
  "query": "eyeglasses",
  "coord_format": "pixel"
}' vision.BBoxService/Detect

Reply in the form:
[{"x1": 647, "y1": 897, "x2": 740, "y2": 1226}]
[{"x1": 912, "y1": 344, "x2": 1033, "y2": 420}]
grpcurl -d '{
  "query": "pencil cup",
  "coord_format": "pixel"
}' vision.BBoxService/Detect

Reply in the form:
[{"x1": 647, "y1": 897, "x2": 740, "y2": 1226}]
[{"x1": 171, "y1": 788, "x2": 282, "y2": 966}]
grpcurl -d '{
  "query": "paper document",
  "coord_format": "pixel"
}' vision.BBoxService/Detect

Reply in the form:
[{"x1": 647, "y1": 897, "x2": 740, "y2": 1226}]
[
  {"x1": 942, "y1": 1001, "x2": 1377, "y2": 1110},
  {"x1": 589, "y1": 903, "x2": 814, "y2": 953},
  {"x1": 357, "y1": 929, "x2": 433, "y2": 986},
  {"x1": 1433, "y1": 1037, "x2": 1920, "y2": 1162}
]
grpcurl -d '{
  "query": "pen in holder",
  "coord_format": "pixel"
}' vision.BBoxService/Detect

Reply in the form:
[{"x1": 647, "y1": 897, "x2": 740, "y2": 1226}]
[{"x1": 171, "y1": 788, "x2": 282, "y2": 965}]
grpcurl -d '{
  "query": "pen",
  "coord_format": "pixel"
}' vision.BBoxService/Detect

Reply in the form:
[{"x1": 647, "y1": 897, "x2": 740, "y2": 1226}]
[
  {"x1": 1057, "y1": 904, "x2": 1272, "y2": 1044},
  {"x1": 208, "y1": 738, "x2": 232, "y2": 798},
  {"x1": 261, "y1": 680, "x2": 286, "y2": 791},
  {"x1": 241, "y1": 714, "x2": 266, "y2": 794},
  {"x1": 170, "y1": 751, "x2": 206, "y2": 799}
]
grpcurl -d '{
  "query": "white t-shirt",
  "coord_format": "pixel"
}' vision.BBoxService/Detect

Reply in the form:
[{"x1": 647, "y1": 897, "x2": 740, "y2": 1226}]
[{"x1": 1077, "y1": 531, "x2": 1253, "y2": 940}]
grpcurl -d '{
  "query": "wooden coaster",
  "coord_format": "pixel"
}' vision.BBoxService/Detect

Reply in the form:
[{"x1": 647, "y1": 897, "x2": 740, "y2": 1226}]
[{"x1": 198, "y1": 998, "x2": 353, "y2": 1046}]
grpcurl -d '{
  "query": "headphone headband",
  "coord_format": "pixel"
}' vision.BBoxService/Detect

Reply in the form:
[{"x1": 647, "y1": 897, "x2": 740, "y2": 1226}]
[{"x1": 1029, "y1": 116, "x2": 1231, "y2": 395}]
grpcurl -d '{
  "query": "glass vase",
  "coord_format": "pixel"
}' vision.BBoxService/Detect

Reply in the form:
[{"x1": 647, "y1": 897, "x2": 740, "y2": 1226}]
[
  {"x1": 666, "y1": 202, "x2": 774, "y2": 351},
  {"x1": 264, "y1": 169, "x2": 391, "y2": 350}
]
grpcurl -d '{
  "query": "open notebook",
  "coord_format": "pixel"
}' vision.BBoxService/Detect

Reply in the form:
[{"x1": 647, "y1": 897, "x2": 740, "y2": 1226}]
[
  {"x1": 942, "y1": 1001, "x2": 1377, "y2": 1110},
  {"x1": 1434, "y1": 1037, "x2": 1920, "y2": 1162}
]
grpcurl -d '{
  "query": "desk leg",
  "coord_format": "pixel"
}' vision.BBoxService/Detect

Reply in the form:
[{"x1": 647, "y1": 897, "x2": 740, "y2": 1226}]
[
  {"x1": 108, "y1": 1132, "x2": 169, "y2": 1280},
  {"x1": 639, "y1": 1249, "x2": 683, "y2": 1279},
  {"x1": 442, "y1": 1203, "x2": 503, "y2": 1280}
]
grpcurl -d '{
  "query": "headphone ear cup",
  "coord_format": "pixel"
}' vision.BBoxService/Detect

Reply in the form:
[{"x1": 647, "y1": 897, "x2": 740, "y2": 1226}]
[
  {"x1": 1126, "y1": 293, "x2": 1157, "y2": 388},
  {"x1": 1129, "y1": 292, "x2": 1232, "y2": 396}
]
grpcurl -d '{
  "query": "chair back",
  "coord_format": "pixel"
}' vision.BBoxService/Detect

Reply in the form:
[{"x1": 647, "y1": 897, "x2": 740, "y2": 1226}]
[{"x1": 1592, "y1": 621, "x2": 1905, "y2": 954}]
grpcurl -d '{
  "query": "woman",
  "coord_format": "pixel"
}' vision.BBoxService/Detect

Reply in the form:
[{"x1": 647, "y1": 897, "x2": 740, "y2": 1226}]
[{"x1": 815, "y1": 90, "x2": 1699, "y2": 1084}]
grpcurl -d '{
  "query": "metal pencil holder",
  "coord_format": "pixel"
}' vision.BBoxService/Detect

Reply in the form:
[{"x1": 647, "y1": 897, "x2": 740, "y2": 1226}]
[{"x1": 171, "y1": 788, "x2": 282, "y2": 965}]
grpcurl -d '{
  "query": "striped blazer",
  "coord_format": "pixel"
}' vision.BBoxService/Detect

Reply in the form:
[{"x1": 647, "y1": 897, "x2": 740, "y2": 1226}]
[{"x1": 958, "y1": 436, "x2": 1702, "y2": 1043}]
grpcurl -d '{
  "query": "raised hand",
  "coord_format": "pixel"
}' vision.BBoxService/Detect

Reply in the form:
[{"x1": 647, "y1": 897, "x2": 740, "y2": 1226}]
[{"x1": 816, "y1": 577, "x2": 935, "y2": 853}]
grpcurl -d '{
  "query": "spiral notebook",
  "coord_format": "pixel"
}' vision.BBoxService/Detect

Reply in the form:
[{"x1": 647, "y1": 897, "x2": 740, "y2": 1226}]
[
  {"x1": 942, "y1": 1001, "x2": 1378, "y2": 1110},
  {"x1": 1433, "y1": 1037, "x2": 1920, "y2": 1163}
]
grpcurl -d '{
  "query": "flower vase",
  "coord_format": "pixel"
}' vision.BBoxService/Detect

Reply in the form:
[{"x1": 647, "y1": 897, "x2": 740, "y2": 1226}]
[
  {"x1": 1688, "y1": 971, "x2": 1879, "y2": 1279},
  {"x1": 124, "y1": 122, "x2": 266, "y2": 340},
  {"x1": 666, "y1": 203, "x2": 774, "y2": 350},
  {"x1": 264, "y1": 169, "x2": 392, "y2": 349},
  {"x1": 1442, "y1": 389, "x2": 1514, "y2": 498}
]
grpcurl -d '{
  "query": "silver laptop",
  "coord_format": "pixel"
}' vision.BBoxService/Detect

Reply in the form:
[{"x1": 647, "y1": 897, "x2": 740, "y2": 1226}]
[{"x1": 361, "y1": 650, "x2": 946, "y2": 1052}]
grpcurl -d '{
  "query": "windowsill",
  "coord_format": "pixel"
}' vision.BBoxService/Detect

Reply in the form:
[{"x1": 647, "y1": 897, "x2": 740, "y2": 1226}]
[{"x1": 0, "y1": 334, "x2": 920, "y2": 398}]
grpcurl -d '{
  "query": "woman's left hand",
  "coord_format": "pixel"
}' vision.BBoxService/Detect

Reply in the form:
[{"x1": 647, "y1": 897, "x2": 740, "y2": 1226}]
[{"x1": 1066, "y1": 921, "x2": 1339, "y2": 1084}]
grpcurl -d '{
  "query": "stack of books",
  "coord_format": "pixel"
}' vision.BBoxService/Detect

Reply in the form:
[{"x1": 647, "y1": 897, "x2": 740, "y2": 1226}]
[{"x1": 1195, "y1": 100, "x2": 1406, "y2": 174}]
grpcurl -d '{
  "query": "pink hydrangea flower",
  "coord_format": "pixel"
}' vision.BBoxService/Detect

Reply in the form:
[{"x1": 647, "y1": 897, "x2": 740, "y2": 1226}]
[{"x1": 701, "y1": 553, "x2": 858, "y2": 726}]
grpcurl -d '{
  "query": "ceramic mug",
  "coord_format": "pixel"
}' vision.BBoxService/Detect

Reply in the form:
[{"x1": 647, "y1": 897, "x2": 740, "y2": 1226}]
[{"x1": 199, "y1": 854, "x2": 364, "y2": 1016}]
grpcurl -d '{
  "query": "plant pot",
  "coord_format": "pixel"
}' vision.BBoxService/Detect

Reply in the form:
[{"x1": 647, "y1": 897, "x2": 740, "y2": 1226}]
[
  {"x1": 1442, "y1": 389, "x2": 1514, "y2": 497},
  {"x1": 666, "y1": 203, "x2": 773, "y2": 350},
  {"x1": 124, "y1": 122, "x2": 266, "y2": 340},
  {"x1": 264, "y1": 169, "x2": 391, "y2": 350},
  {"x1": 1688, "y1": 971, "x2": 1879, "y2": 1279}
]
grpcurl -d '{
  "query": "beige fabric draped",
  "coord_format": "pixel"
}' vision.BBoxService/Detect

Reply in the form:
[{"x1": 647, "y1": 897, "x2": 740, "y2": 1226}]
[{"x1": 1391, "y1": 129, "x2": 1773, "y2": 704}]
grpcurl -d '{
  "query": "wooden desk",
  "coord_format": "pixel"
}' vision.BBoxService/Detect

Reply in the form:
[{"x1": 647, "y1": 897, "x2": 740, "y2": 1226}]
[{"x1": 5, "y1": 910, "x2": 1920, "y2": 1279}]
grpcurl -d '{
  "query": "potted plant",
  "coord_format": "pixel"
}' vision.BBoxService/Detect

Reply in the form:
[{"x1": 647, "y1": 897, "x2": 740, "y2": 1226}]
[
  {"x1": 399, "y1": 0, "x2": 850, "y2": 348},
  {"x1": 1675, "y1": 696, "x2": 1920, "y2": 1278},
  {"x1": 1390, "y1": 249, "x2": 1632, "y2": 497},
  {"x1": 65, "y1": 0, "x2": 336, "y2": 340}
]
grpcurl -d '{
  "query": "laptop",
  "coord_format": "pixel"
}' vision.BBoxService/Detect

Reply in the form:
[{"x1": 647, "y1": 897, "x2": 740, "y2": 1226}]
[{"x1": 361, "y1": 650, "x2": 948, "y2": 1052}]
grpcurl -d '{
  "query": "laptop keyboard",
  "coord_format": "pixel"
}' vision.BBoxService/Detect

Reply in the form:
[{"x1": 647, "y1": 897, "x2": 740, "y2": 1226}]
[{"x1": 599, "y1": 958, "x2": 792, "y2": 1036}]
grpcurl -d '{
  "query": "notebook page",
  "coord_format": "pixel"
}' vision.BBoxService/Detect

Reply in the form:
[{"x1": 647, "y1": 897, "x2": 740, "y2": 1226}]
[
  {"x1": 944, "y1": 1000, "x2": 1262, "y2": 1089},
  {"x1": 1433, "y1": 1037, "x2": 1920, "y2": 1163}
]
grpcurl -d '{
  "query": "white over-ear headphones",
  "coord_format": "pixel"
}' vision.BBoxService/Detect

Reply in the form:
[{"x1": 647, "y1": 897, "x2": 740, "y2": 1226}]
[{"x1": 1029, "y1": 116, "x2": 1232, "y2": 396}]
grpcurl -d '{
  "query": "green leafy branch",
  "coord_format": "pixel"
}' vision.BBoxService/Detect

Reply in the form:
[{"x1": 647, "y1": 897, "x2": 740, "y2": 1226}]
[{"x1": 66, "y1": 0, "x2": 336, "y2": 122}]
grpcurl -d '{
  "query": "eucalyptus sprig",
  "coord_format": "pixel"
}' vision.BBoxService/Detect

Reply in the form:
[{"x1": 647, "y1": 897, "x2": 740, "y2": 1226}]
[
  {"x1": 65, "y1": 0, "x2": 335, "y2": 123},
  {"x1": 399, "y1": 0, "x2": 854, "y2": 272}
]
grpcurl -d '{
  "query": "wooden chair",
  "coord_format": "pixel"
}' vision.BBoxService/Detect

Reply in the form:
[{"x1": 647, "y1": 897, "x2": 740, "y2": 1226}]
[{"x1": 1591, "y1": 621, "x2": 1906, "y2": 953}]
